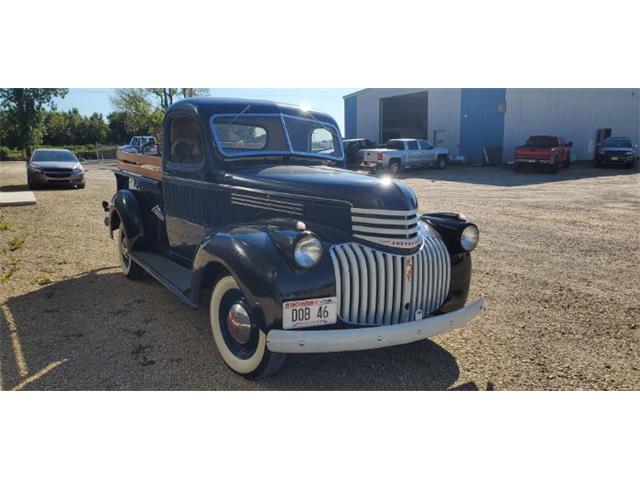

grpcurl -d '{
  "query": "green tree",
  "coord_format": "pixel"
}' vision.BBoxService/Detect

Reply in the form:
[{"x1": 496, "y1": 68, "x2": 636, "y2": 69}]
[
  {"x1": 111, "y1": 89, "x2": 163, "y2": 139},
  {"x1": 145, "y1": 88, "x2": 209, "y2": 111},
  {"x1": 0, "y1": 88, "x2": 68, "y2": 156}
]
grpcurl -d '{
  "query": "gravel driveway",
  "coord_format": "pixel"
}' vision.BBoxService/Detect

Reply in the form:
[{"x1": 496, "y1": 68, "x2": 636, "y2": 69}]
[{"x1": 1, "y1": 160, "x2": 638, "y2": 390}]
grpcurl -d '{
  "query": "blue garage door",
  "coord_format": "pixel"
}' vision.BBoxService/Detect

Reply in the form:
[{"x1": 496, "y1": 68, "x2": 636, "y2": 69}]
[
  {"x1": 344, "y1": 96, "x2": 357, "y2": 138},
  {"x1": 459, "y1": 89, "x2": 506, "y2": 162}
]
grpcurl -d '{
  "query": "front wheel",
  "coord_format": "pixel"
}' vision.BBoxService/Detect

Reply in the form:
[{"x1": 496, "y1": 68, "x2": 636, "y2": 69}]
[
  {"x1": 436, "y1": 155, "x2": 447, "y2": 169},
  {"x1": 209, "y1": 276, "x2": 286, "y2": 379}
]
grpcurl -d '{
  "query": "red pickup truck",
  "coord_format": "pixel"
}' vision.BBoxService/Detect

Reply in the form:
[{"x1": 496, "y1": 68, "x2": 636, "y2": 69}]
[{"x1": 514, "y1": 136, "x2": 572, "y2": 173}]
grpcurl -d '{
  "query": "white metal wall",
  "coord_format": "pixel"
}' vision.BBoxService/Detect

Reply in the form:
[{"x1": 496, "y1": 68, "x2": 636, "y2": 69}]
[
  {"x1": 353, "y1": 88, "x2": 462, "y2": 156},
  {"x1": 503, "y1": 89, "x2": 640, "y2": 162}
]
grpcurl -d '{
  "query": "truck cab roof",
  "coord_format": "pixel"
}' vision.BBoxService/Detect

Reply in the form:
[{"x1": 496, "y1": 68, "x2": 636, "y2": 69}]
[{"x1": 169, "y1": 97, "x2": 336, "y2": 126}]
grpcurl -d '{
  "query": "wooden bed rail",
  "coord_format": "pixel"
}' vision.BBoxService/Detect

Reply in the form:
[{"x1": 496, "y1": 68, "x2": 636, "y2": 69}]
[{"x1": 116, "y1": 151, "x2": 162, "y2": 180}]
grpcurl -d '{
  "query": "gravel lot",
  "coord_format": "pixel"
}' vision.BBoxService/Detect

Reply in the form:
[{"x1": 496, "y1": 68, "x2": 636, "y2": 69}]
[{"x1": 1, "y1": 160, "x2": 638, "y2": 390}]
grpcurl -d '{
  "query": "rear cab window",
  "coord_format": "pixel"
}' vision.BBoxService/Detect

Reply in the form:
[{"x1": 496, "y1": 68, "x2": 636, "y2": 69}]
[
  {"x1": 168, "y1": 116, "x2": 205, "y2": 166},
  {"x1": 387, "y1": 141, "x2": 405, "y2": 150}
]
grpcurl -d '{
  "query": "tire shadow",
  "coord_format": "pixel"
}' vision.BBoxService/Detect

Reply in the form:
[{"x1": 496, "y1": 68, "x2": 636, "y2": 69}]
[{"x1": 1, "y1": 268, "x2": 462, "y2": 391}]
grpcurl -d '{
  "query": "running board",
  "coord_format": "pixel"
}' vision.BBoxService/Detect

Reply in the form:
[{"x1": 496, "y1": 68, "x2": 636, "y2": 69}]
[{"x1": 129, "y1": 251, "x2": 198, "y2": 309}]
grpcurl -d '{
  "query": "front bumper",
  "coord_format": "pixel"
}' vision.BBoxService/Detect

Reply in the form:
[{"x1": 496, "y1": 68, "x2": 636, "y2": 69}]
[
  {"x1": 266, "y1": 297, "x2": 484, "y2": 353},
  {"x1": 514, "y1": 158, "x2": 552, "y2": 165},
  {"x1": 596, "y1": 154, "x2": 634, "y2": 164},
  {"x1": 29, "y1": 171, "x2": 85, "y2": 185}
]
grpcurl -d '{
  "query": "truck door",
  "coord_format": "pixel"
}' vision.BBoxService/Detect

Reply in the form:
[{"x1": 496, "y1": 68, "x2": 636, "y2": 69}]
[
  {"x1": 418, "y1": 140, "x2": 435, "y2": 165},
  {"x1": 162, "y1": 113, "x2": 209, "y2": 264},
  {"x1": 406, "y1": 140, "x2": 420, "y2": 166}
]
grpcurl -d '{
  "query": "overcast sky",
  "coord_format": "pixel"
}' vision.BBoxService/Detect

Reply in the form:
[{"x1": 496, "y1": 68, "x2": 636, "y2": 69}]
[{"x1": 54, "y1": 88, "x2": 359, "y2": 135}]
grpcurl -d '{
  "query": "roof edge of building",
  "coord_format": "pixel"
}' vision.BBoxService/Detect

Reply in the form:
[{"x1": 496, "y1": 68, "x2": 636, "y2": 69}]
[{"x1": 343, "y1": 88, "x2": 370, "y2": 100}]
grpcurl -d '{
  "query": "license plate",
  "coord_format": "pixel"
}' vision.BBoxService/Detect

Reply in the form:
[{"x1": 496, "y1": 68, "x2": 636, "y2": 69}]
[{"x1": 283, "y1": 297, "x2": 337, "y2": 330}]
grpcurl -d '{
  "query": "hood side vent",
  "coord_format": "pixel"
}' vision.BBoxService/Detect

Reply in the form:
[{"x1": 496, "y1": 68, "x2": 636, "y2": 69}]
[{"x1": 231, "y1": 192, "x2": 303, "y2": 216}]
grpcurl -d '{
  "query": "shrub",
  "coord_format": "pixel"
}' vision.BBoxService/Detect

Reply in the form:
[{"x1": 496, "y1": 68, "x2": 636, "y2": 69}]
[{"x1": 0, "y1": 146, "x2": 24, "y2": 161}]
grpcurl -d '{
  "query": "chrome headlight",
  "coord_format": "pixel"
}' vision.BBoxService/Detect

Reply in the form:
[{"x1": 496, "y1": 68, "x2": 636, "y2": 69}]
[
  {"x1": 29, "y1": 164, "x2": 43, "y2": 173},
  {"x1": 72, "y1": 166, "x2": 85, "y2": 174},
  {"x1": 460, "y1": 225, "x2": 479, "y2": 252},
  {"x1": 294, "y1": 234, "x2": 323, "y2": 268}
]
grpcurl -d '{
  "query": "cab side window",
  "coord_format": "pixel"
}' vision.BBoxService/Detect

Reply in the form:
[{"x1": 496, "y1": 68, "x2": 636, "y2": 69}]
[
  {"x1": 169, "y1": 116, "x2": 204, "y2": 166},
  {"x1": 407, "y1": 141, "x2": 419, "y2": 150}
]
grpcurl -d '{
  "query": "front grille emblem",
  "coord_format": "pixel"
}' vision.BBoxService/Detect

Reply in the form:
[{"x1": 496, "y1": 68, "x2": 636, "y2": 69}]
[{"x1": 406, "y1": 258, "x2": 414, "y2": 282}]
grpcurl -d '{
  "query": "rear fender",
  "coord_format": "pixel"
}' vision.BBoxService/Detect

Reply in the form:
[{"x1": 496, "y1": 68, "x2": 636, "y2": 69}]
[{"x1": 109, "y1": 190, "x2": 145, "y2": 248}]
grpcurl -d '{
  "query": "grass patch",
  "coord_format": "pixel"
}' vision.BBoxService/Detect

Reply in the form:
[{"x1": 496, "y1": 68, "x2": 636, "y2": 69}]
[
  {"x1": 0, "y1": 217, "x2": 14, "y2": 231},
  {"x1": 8, "y1": 237, "x2": 24, "y2": 251},
  {"x1": 1, "y1": 263, "x2": 19, "y2": 283},
  {"x1": 33, "y1": 273, "x2": 52, "y2": 286}
]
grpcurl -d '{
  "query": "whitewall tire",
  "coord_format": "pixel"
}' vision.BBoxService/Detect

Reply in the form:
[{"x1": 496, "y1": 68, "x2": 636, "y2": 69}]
[{"x1": 209, "y1": 275, "x2": 285, "y2": 379}]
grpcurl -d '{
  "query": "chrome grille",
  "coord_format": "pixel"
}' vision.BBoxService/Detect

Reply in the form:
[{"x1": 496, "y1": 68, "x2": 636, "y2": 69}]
[
  {"x1": 329, "y1": 236, "x2": 451, "y2": 326},
  {"x1": 351, "y1": 207, "x2": 421, "y2": 249},
  {"x1": 43, "y1": 168, "x2": 73, "y2": 178}
]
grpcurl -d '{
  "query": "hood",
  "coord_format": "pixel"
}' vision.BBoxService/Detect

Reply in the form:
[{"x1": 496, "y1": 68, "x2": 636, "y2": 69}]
[
  {"x1": 599, "y1": 146, "x2": 633, "y2": 153},
  {"x1": 227, "y1": 164, "x2": 417, "y2": 211},
  {"x1": 30, "y1": 161, "x2": 80, "y2": 170}
]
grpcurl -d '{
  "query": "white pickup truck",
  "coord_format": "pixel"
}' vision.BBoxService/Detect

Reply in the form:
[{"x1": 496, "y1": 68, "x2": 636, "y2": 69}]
[{"x1": 361, "y1": 139, "x2": 449, "y2": 174}]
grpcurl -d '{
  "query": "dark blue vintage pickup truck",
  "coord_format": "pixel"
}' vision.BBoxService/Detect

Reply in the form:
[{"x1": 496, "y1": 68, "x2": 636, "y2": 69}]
[{"x1": 103, "y1": 97, "x2": 483, "y2": 378}]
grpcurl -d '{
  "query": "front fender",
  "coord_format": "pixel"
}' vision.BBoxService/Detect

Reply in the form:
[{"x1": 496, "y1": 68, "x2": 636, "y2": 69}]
[
  {"x1": 191, "y1": 226, "x2": 336, "y2": 331},
  {"x1": 109, "y1": 190, "x2": 145, "y2": 247}
]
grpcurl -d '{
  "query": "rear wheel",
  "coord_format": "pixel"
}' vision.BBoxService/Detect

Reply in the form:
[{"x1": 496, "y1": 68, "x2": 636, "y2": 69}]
[
  {"x1": 389, "y1": 159, "x2": 401, "y2": 175},
  {"x1": 209, "y1": 275, "x2": 286, "y2": 379},
  {"x1": 547, "y1": 163, "x2": 560, "y2": 174},
  {"x1": 514, "y1": 162, "x2": 523, "y2": 172},
  {"x1": 117, "y1": 227, "x2": 144, "y2": 280},
  {"x1": 436, "y1": 155, "x2": 447, "y2": 169}
]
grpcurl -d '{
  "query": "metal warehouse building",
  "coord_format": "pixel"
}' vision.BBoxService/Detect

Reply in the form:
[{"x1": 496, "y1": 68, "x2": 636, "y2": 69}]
[{"x1": 344, "y1": 88, "x2": 640, "y2": 163}]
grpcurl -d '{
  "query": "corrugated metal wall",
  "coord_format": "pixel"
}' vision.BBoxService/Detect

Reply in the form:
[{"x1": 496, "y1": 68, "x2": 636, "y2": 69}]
[
  {"x1": 503, "y1": 89, "x2": 640, "y2": 162},
  {"x1": 350, "y1": 88, "x2": 462, "y2": 155},
  {"x1": 344, "y1": 95, "x2": 358, "y2": 138}
]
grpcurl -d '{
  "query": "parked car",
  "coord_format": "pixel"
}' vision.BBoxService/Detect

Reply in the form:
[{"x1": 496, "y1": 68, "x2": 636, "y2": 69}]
[
  {"x1": 27, "y1": 148, "x2": 85, "y2": 189},
  {"x1": 118, "y1": 135, "x2": 158, "y2": 155},
  {"x1": 513, "y1": 135, "x2": 572, "y2": 173},
  {"x1": 593, "y1": 137, "x2": 637, "y2": 169},
  {"x1": 360, "y1": 139, "x2": 449, "y2": 175},
  {"x1": 103, "y1": 98, "x2": 482, "y2": 379},
  {"x1": 342, "y1": 138, "x2": 376, "y2": 168}
]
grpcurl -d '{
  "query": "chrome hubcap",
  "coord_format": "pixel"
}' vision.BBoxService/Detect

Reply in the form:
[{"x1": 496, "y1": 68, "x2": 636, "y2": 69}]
[{"x1": 227, "y1": 303, "x2": 252, "y2": 344}]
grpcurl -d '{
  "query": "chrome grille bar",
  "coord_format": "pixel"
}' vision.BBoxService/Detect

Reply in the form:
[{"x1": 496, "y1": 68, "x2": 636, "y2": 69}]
[
  {"x1": 330, "y1": 238, "x2": 451, "y2": 327},
  {"x1": 350, "y1": 207, "x2": 420, "y2": 249}
]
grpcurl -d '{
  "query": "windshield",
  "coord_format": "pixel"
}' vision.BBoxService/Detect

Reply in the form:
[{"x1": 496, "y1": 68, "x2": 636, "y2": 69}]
[
  {"x1": 525, "y1": 136, "x2": 559, "y2": 148},
  {"x1": 211, "y1": 113, "x2": 344, "y2": 163},
  {"x1": 601, "y1": 138, "x2": 632, "y2": 148},
  {"x1": 31, "y1": 150, "x2": 77, "y2": 162}
]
